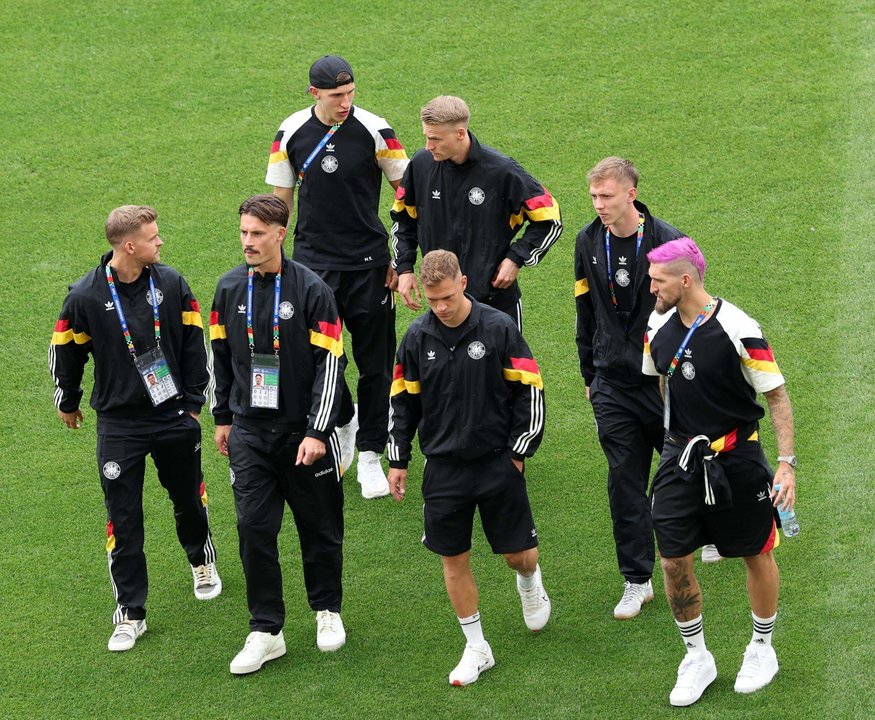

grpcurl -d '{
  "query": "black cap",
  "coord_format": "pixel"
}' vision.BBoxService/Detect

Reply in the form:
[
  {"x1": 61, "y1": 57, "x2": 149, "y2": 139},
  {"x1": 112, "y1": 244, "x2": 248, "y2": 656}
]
[{"x1": 309, "y1": 55, "x2": 354, "y2": 89}]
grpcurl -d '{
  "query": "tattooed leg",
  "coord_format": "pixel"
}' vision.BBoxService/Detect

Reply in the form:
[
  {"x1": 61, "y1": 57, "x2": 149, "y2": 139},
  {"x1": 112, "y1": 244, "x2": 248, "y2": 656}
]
[{"x1": 661, "y1": 554, "x2": 701, "y2": 621}]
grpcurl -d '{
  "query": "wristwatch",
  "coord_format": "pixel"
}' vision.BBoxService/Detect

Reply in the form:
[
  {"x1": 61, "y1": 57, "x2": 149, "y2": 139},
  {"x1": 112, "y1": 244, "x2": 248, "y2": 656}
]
[{"x1": 777, "y1": 455, "x2": 797, "y2": 467}]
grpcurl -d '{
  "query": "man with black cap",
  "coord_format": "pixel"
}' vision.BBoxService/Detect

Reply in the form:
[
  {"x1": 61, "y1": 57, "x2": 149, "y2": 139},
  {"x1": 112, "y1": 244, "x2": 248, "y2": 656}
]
[{"x1": 266, "y1": 55, "x2": 408, "y2": 501}]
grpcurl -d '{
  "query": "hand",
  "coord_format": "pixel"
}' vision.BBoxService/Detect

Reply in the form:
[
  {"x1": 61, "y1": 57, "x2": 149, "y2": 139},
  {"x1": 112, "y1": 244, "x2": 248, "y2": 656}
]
[
  {"x1": 59, "y1": 409, "x2": 84, "y2": 429},
  {"x1": 491, "y1": 258, "x2": 520, "y2": 289},
  {"x1": 388, "y1": 468, "x2": 407, "y2": 501},
  {"x1": 296, "y1": 437, "x2": 326, "y2": 466},
  {"x1": 397, "y1": 272, "x2": 422, "y2": 310},
  {"x1": 512, "y1": 458, "x2": 524, "y2": 473},
  {"x1": 385, "y1": 265, "x2": 399, "y2": 292},
  {"x1": 214, "y1": 425, "x2": 231, "y2": 456},
  {"x1": 585, "y1": 385, "x2": 591, "y2": 402},
  {"x1": 189, "y1": 411, "x2": 200, "y2": 421},
  {"x1": 771, "y1": 464, "x2": 796, "y2": 511}
]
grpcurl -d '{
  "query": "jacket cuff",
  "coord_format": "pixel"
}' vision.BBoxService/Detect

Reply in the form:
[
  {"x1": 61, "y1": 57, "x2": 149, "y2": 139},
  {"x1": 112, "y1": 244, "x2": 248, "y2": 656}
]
[
  {"x1": 388, "y1": 460, "x2": 409, "y2": 470},
  {"x1": 395, "y1": 262, "x2": 414, "y2": 275},
  {"x1": 505, "y1": 247, "x2": 527, "y2": 267},
  {"x1": 306, "y1": 429, "x2": 330, "y2": 444},
  {"x1": 213, "y1": 413, "x2": 233, "y2": 426},
  {"x1": 511, "y1": 452, "x2": 527, "y2": 463}
]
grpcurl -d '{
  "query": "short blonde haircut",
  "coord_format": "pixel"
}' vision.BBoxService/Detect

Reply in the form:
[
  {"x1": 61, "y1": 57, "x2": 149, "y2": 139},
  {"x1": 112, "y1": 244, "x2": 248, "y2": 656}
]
[
  {"x1": 587, "y1": 157, "x2": 640, "y2": 188},
  {"x1": 105, "y1": 205, "x2": 158, "y2": 245},
  {"x1": 420, "y1": 96, "x2": 470, "y2": 127},
  {"x1": 420, "y1": 250, "x2": 462, "y2": 287}
]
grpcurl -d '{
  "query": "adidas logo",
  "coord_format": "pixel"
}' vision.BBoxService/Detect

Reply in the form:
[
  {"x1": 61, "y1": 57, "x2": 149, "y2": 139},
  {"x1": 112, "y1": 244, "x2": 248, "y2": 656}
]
[
  {"x1": 194, "y1": 442, "x2": 201, "y2": 452},
  {"x1": 531, "y1": 528, "x2": 537, "y2": 537},
  {"x1": 105, "y1": 301, "x2": 115, "y2": 311},
  {"x1": 754, "y1": 638, "x2": 766, "y2": 644},
  {"x1": 619, "y1": 255, "x2": 628, "y2": 265},
  {"x1": 237, "y1": 304, "x2": 246, "y2": 314},
  {"x1": 686, "y1": 642, "x2": 695, "y2": 649},
  {"x1": 757, "y1": 490, "x2": 768, "y2": 502},
  {"x1": 325, "y1": 143, "x2": 335, "y2": 152},
  {"x1": 315, "y1": 467, "x2": 334, "y2": 477},
  {"x1": 592, "y1": 256, "x2": 598, "y2": 265},
  {"x1": 684, "y1": 348, "x2": 692, "y2": 358},
  {"x1": 431, "y1": 190, "x2": 441, "y2": 199},
  {"x1": 427, "y1": 350, "x2": 436, "y2": 361}
]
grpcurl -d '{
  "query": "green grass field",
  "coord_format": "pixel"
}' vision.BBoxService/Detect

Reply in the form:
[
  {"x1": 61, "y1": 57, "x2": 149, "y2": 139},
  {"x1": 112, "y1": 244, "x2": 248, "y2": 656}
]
[{"x1": 1, "y1": 1, "x2": 873, "y2": 718}]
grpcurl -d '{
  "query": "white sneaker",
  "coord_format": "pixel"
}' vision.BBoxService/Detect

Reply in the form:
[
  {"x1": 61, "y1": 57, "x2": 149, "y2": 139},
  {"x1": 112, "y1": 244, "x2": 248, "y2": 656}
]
[
  {"x1": 734, "y1": 642, "x2": 779, "y2": 693},
  {"x1": 613, "y1": 580, "x2": 655, "y2": 619},
  {"x1": 701, "y1": 544, "x2": 724, "y2": 564},
  {"x1": 336, "y1": 405, "x2": 358, "y2": 473},
  {"x1": 316, "y1": 610, "x2": 346, "y2": 652},
  {"x1": 230, "y1": 630, "x2": 286, "y2": 674},
  {"x1": 517, "y1": 564, "x2": 551, "y2": 631},
  {"x1": 192, "y1": 562, "x2": 222, "y2": 600},
  {"x1": 357, "y1": 451, "x2": 390, "y2": 499},
  {"x1": 449, "y1": 642, "x2": 495, "y2": 686},
  {"x1": 670, "y1": 650, "x2": 717, "y2": 706},
  {"x1": 107, "y1": 615, "x2": 147, "y2": 652}
]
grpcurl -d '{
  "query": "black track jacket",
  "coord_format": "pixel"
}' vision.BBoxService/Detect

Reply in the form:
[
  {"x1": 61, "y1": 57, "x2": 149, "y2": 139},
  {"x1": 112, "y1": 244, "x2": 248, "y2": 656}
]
[
  {"x1": 387, "y1": 298, "x2": 545, "y2": 467},
  {"x1": 390, "y1": 132, "x2": 562, "y2": 302},
  {"x1": 574, "y1": 200, "x2": 684, "y2": 386},
  {"x1": 49, "y1": 252, "x2": 208, "y2": 422},
  {"x1": 209, "y1": 257, "x2": 346, "y2": 442}
]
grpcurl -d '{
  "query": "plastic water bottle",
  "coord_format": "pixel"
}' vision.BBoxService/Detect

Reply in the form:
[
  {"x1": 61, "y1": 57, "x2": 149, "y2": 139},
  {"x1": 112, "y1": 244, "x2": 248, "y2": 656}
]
[{"x1": 774, "y1": 484, "x2": 800, "y2": 537}]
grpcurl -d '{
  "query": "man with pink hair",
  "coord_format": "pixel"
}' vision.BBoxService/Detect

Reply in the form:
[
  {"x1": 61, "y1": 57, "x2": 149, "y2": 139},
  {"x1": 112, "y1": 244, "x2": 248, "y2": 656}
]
[{"x1": 643, "y1": 237, "x2": 797, "y2": 706}]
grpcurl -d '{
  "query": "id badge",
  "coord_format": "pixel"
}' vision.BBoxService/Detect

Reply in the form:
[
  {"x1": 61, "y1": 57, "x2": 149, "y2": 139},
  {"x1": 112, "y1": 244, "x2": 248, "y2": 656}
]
[
  {"x1": 251, "y1": 353, "x2": 280, "y2": 409},
  {"x1": 135, "y1": 347, "x2": 180, "y2": 406}
]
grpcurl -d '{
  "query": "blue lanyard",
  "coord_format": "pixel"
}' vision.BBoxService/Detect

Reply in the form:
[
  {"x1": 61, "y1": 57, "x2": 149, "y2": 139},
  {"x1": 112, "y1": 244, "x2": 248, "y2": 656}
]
[
  {"x1": 246, "y1": 267, "x2": 281, "y2": 356},
  {"x1": 666, "y1": 299, "x2": 716, "y2": 379},
  {"x1": 605, "y1": 213, "x2": 644, "y2": 308},
  {"x1": 105, "y1": 264, "x2": 161, "y2": 359},
  {"x1": 296, "y1": 121, "x2": 341, "y2": 188}
]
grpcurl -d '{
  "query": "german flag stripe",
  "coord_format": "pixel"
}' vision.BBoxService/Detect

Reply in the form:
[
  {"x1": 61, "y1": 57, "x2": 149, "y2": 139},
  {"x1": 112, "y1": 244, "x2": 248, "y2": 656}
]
[
  {"x1": 379, "y1": 128, "x2": 404, "y2": 150},
  {"x1": 318, "y1": 319, "x2": 342, "y2": 340},
  {"x1": 760, "y1": 520, "x2": 779, "y2": 552},
  {"x1": 391, "y1": 377, "x2": 421, "y2": 396},
  {"x1": 376, "y1": 148, "x2": 407, "y2": 160},
  {"x1": 269, "y1": 150, "x2": 289, "y2": 165},
  {"x1": 393, "y1": 363, "x2": 404, "y2": 381},
  {"x1": 52, "y1": 328, "x2": 91, "y2": 345},
  {"x1": 310, "y1": 329, "x2": 343, "y2": 357},
  {"x1": 55, "y1": 319, "x2": 70, "y2": 332},
  {"x1": 106, "y1": 520, "x2": 116, "y2": 553},
  {"x1": 710, "y1": 428, "x2": 737, "y2": 453},
  {"x1": 746, "y1": 347, "x2": 775, "y2": 362},
  {"x1": 524, "y1": 190, "x2": 556, "y2": 211},
  {"x1": 742, "y1": 357, "x2": 781, "y2": 374},
  {"x1": 182, "y1": 311, "x2": 203, "y2": 328},
  {"x1": 189, "y1": 299, "x2": 201, "y2": 313},
  {"x1": 503, "y1": 357, "x2": 544, "y2": 389},
  {"x1": 209, "y1": 324, "x2": 227, "y2": 341},
  {"x1": 392, "y1": 195, "x2": 417, "y2": 218},
  {"x1": 742, "y1": 337, "x2": 771, "y2": 351},
  {"x1": 643, "y1": 332, "x2": 651, "y2": 355},
  {"x1": 199, "y1": 481, "x2": 209, "y2": 507},
  {"x1": 575, "y1": 278, "x2": 589, "y2": 297}
]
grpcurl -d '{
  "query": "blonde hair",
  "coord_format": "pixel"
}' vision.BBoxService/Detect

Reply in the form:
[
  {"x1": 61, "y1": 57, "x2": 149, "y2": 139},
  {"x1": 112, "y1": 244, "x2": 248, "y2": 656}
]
[
  {"x1": 421, "y1": 96, "x2": 470, "y2": 126},
  {"x1": 587, "y1": 157, "x2": 640, "y2": 188},
  {"x1": 420, "y1": 250, "x2": 461, "y2": 286},
  {"x1": 105, "y1": 205, "x2": 158, "y2": 245}
]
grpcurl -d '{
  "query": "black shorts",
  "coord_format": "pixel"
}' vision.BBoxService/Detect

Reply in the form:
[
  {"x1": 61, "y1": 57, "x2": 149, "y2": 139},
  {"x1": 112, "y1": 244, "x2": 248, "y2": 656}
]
[
  {"x1": 651, "y1": 440, "x2": 779, "y2": 558},
  {"x1": 421, "y1": 450, "x2": 538, "y2": 557}
]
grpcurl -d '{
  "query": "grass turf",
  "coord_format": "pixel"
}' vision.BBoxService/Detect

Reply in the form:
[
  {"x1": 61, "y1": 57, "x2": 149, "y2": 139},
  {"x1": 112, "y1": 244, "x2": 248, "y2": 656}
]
[{"x1": 1, "y1": 1, "x2": 873, "y2": 718}]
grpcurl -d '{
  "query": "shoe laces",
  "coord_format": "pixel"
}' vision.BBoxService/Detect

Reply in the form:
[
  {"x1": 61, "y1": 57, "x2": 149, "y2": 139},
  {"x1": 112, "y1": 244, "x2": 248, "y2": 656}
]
[
  {"x1": 676, "y1": 653, "x2": 707, "y2": 683},
  {"x1": 619, "y1": 581, "x2": 643, "y2": 604},
  {"x1": 738, "y1": 646, "x2": 764, "y2": 675},
  {"x1": 193, "y1": 563, "x2": 214, "y2": 586},
  {"x1": 317, "y1": 610, "x2": 340, "y2": 634},
  {"x1": 113, "y1": 617, "x2": 139, "y2": 638},
  {"x1": 461, "y1": 643, "x2": 489, "y2": 664},
  {"x1": 519, "y1": 582, "x2": 544, "y2": 607}
]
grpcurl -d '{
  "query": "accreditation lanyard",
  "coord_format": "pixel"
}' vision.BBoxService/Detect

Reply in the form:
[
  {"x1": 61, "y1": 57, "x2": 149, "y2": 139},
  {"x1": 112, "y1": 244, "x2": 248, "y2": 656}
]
[
  {"x1": 246, "y1": 267, "x2": 281, "y2": 357},
  {"x1": 105, "y1": 264, "x2": 179, "y2": 405},
  {"x1": 663, "y1": 299, "x2": 716, "y2": 429},
  {"x1": 105, "y1": 264, "x2": 161, "y2": 358},
  {"x1": 296, "y1": 122, "x2": 341, "y2": 188},
  {"x1": 604, "y1": 213, "x2": 644, "y2": 308},
  {"x1": 246, "y1": 267, "x2": 282, "y2": 409}
]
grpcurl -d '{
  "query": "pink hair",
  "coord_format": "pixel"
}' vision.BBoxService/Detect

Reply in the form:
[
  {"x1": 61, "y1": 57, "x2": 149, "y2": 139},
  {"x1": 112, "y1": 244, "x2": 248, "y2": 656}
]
[{"x1": 646, "y1": 237, "x2": 706, "y2": 280}]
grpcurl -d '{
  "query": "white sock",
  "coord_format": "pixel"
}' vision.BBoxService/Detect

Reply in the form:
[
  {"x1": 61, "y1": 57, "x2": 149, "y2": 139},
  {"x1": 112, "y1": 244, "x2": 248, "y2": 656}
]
[
  {"x1": 458, "y1": 612, "x2": 485, "y2": 646},
  {"x1": 752, "y1": 611, "x2": 776, "y2": 647},
  {"x1": 517, "y1": 564, "x2": 538, "y2": 590},
  {"x1": 676, "y1": 614, "x2": 706, "y2": 654}
]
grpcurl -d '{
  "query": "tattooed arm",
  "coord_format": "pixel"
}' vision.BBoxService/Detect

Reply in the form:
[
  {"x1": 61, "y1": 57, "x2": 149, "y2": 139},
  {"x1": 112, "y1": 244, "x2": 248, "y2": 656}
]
[{"x1": 764, "y1": 384, "x2": 796, "y2": 511}]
